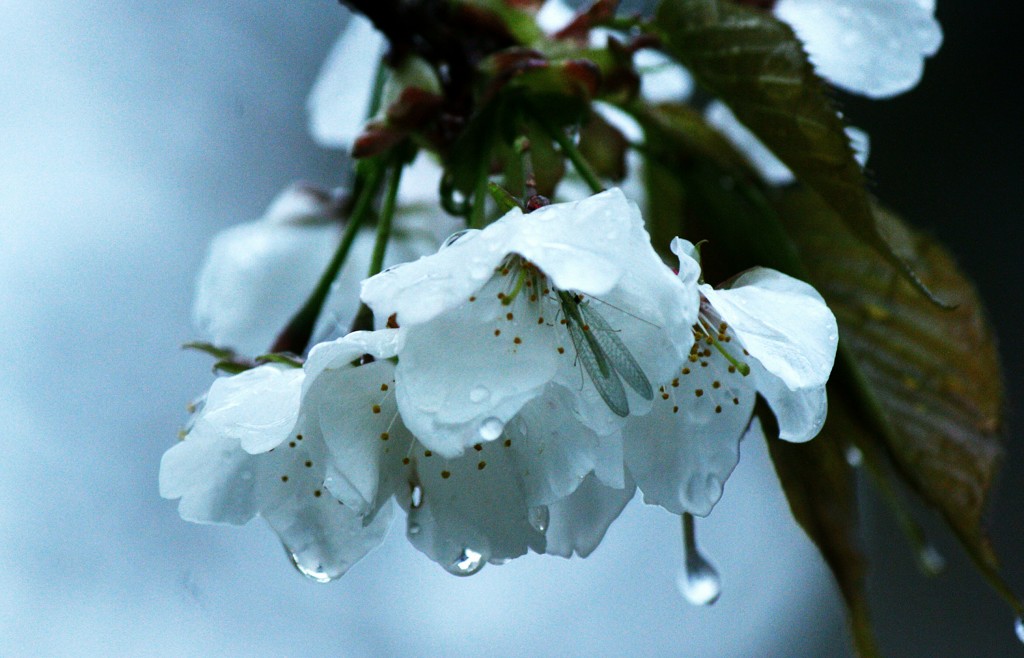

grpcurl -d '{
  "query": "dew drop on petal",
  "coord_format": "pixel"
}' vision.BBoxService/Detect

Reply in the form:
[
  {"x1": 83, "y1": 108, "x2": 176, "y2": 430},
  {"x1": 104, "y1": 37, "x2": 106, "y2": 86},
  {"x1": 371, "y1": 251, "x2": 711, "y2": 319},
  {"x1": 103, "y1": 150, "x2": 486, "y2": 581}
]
[
  {"x1": 441, "y1": 229, "x2": 475, "y2": 249},
  {"x1": 469, "y1": 385, "x2": 490, "y2": 403},
  {"x1": 1014, "y1": 617, "x2": 1024, "y2": 644},
  {"x1": 445, "y1": 548, "x2": 485, "y2": 577},
  {"x1": 844, "y1": 445, "x2": 864, "y2": 467},
  {"x1": 479, "y1": 417, "x2": 504, "y2": 441},
  {"x1": 917, "y1": 545, "x2": 946, "y2": 575},
  {"x1": 528, "y1": 505, "x2": 550, "y2": 533},
  {"x1": 286, "y1": 549, "x2": 333, "y2": 583}
]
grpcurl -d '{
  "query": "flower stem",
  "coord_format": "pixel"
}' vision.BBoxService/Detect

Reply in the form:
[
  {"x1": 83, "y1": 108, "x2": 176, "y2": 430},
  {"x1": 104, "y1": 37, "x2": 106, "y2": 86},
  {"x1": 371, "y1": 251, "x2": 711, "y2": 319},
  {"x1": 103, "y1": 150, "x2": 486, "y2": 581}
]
[
  {"x1": 351, "y1": 159, "x2": 405, "y2": 332},
  {"x1": 270, "y1": 160, "x2": 385, "y2": 354},
  {"x1": 533, "y1": 110, "x2": 604, "y2": 194}
]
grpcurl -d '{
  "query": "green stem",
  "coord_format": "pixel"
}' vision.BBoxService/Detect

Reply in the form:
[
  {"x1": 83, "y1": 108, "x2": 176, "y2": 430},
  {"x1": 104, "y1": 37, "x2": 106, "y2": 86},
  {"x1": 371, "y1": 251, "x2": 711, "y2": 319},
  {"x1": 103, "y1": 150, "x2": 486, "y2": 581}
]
[
  {"x1": 533, "y1": 110, "x2": 604, "y2": 195},
  {"x1": 469, "y1": 164, "x2": 489, "y2": 229},
  {"x1": 351, "y1": 159, "x2": 404, "y2": 332},
  {"x1": 270, "y1": 161, "x2": 384, "y2": 354}
]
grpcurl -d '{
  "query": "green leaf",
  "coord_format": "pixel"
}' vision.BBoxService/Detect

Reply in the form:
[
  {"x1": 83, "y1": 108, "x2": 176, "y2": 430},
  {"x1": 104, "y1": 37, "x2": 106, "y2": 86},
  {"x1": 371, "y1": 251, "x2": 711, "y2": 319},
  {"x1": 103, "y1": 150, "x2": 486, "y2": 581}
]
[
  {"x1": 779, "y1": 189, "x2": 1007, "y2": 578},
  {"x1": 765, "y1": 396, "x2": 879, "y2": 658},
  {"x1": 652, "y1": 0, "x2": 947, "y2": 306}
]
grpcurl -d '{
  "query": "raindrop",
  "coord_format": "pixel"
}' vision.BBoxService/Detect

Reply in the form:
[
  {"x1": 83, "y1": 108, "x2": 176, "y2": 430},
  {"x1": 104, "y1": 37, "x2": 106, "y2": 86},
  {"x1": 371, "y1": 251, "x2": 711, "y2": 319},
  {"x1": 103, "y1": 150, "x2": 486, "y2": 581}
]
[
  {"x1": 469, "y1": 385, "x2": 490, "y2": 403},
  {"x1": 918, "y1": 545, "x2": 946, "y2": 576},
  {"x1": 410, "y1": 484, "x2": 424, "y2": 509},
  {"x1": 844, "y1": 445, "x2": 864, "y2": 467},
  {"x1": 1015, "y1": 617, "x2": 1024, "y2": 644},
  {"x1": 408, "y1": 522, "x2": 421, "y2": 536},
  {"x1": 528, "y1": 506, "x2": 550, "y2": 533},
  {"x1": 677, "y1": 514, "x2": 721, "y2": 606},
  {"x1": 286, "y1": 549, "x2": 333, "y2": 583},
  {"x1": 441, "y1": 229, "x2": 476, "y2": 249},
  {"x1": 479, "y1": 417, "x2": 504, "y2": 441},
  {"x1": 381, "y1": 262, "x2": 406, "y2": 274},
  {"x1": 444, "y1": 548, "x2": 485, "y2": 577}
]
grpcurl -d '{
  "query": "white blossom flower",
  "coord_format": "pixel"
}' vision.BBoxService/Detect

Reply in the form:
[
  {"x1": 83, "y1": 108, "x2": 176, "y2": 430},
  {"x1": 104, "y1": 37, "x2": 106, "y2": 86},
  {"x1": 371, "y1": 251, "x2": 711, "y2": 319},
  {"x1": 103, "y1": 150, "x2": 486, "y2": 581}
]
[
  {"x1": 361, "y1": 188, "x2": 700, "y2": 462},
  {"x1": 775, "y1": 0, "x2": 943, "y2": 99},
  {"x1": 192, "y1": 181, "x2": 458, "y2": 355},
  {"x1": 158, "y1": 333, "x2": 398, "y2": 581},
  {"x1": 623, "y1": 238, "x2": 838, "y2": 517}
]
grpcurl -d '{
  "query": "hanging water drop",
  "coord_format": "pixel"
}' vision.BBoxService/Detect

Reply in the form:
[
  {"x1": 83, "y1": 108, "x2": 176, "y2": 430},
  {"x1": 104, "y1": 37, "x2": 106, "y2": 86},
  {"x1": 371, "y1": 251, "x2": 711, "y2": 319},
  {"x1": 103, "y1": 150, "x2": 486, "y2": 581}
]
[
  {"x1": 410, "y1": 483, "x2": 424, "y2": 509},
  {"x1": 286, "y1": 548, "x2": 333, "y2": 583},
  {"x1": 917, "y1": 545, "x2": 946, "y2": 575},
  {"x1": 469, "y1": 385, "x2": 490, "y2": 403},
  {"x1": 677, "y1": 514, "x2": 721, "y2": 606},
  {"x1": 528, "y1": 506, "x2": 550, "y2": 533},
  {"x1": 408, "y1": 522, "x2": 421, "y2": 536},
  {"x1": 444, "y1": 548, "x2": 485, "y2": 577},
  {"x1": 1014, "y1": 616, "x2": 1024, "y2": 644},
  {"x1": 479, "y1": 417, "x2": 504, "y2": 441},
  {"x1": 845, "y1": 445, "x2": 864, "y2": 467}
]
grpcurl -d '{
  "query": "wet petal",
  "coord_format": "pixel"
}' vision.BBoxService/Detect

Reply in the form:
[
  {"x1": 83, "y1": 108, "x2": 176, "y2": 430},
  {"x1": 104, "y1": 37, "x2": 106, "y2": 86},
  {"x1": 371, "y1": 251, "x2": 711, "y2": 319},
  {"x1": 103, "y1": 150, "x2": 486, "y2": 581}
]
[
  {"x1": 624, "y1": 349, "x2": 754, "y2": 516},
  {"x1": 404, "y1": 438, "x2": 545, "y2": 570},
  {"x1": 776, "y1": 0, "x2": 942, "y2": 98},
  {"x1": 307, "y1": 14, "x2": 385, "y2": 148},
  {"x1": 198, "y1": 365, "x2": 304, "y2": 455},
  {"x1": 545, "y1": 474, "x2": 635, "y2": 558}
]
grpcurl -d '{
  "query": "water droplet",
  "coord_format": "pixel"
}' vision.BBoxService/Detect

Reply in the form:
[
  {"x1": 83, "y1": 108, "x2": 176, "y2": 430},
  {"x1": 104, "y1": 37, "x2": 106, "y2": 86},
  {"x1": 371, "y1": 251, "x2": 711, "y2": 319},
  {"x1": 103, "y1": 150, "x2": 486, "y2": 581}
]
[
  {"x1": 918, "y1": 545, "x2": 946, "y2": 575},
  {"x1": 444, "y1": 548, "x2": 485, "y2": 577},
  {"x1": 677, "y1": 557, "x2": 721, "y2": 606},
  {"x1": 479, "y1": 417, "x2": 504, "y2": 441},
  {"x1": 1014, "y1": 616, "x2": 1024, "y2": 644},
  {"x1": 286, "y1": 550, "x2": 333, "y2": 583},
  {"x1": 678, "y1": 514, "x2": 721, "y2": 606},
  {"x1": 528, "y1": 506, "x2": 550, "y2": 533},
  {"x1": 410, "y1": 484, "x2": 424, "y2": 509},
  {"x1": 845, "y1": 445, "x2": 864, "y2": 467},
  {"x1": 408, "y1": 522, "x2": 421, "y2": 536},
  {"x1": 441, "y1": 229, "x2": 476, "y2": 249},
  {"x1": 381, "y1": 262, "x2": 406, "y2": 274},
  {"x1": 469, "y1": 385, "x2": 490, "y2": 403}
]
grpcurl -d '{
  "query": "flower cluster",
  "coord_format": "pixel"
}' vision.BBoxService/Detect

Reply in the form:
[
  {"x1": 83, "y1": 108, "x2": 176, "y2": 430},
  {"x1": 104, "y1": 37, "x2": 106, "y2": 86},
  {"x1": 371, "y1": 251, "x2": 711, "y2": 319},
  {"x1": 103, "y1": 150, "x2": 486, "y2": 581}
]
[
  {"x1": 162, "y1": 186, "x2": 838, "y2": 581},
  {"x1": 161, "y1": 0, "x2": 949, "y2": 592}
]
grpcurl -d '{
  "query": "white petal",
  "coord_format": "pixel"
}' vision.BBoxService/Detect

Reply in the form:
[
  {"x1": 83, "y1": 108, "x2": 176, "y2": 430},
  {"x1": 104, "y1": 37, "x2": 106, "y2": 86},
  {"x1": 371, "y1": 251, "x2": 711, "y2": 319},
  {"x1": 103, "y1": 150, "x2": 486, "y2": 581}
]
[
  {"x1": 507, "y1": 385, "x2": 619, "y2": 506},
  {"x1": 159, "y1": 424, "x2": 259, "y2": 525},
  {"x1": 315, "y1": 359, "x2": 408, "y2": 515},
  {"x1": 307, "y1": 15, "x2": 385, "y2": 148},
  {"x1": 775, "y1": 0, "x2": 942, "y2": 98},
  {"x1": 362, "y1": 189, "x2": 642, "y2": 326},
  {"x1": 636, "y1": 49, "x2": 694, "y2": 103},
  {"x1": 196, "y1": 365, "x2": 304, "y2": 455},
  {"x1": 624, "y1": 350, "x2": 754, "y2": 516},
  {"x1": 754, "y1": 372, "x2": 829, "y2": 443},
  {"x1": 544, "y1": 474, "x2": 635, "y2": 558},
  {"x1": 256, "y1": 411, "x2": 390, "y2": 581},
  {"x1": 192, "y1": 191, "x2": 344, "y2": 356},
  {"x1": 705, "y1": 101, "x2": 794, "y2": 186},
  {"x1": 394, "y1": 283, "x2": 559, "y2": 456},
  {"x1": 847, "y1": 126, "x2": 871, "y2": 168},
  {"x1": 537, "y1": 0, "x2": 575, "y2": 34},
  {"x1": 703, "y1": 268, "x2": 838, "y2": 392},
  {"x1": 404, "y1": 439, "x2": 545, "y2": 569},
  {"x1": 303, "y1": 329, "x2": 402, "y2": 389}
]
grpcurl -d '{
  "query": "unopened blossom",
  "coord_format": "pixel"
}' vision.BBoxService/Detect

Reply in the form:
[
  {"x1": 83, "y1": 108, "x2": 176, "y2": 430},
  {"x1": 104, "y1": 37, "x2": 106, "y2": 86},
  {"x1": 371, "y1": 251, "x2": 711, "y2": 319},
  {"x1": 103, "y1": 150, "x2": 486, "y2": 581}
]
[
  {"x1": 361, "y1": 188, "x2": 700, "y2": 462},
  {"x1": 624, "y1": 238, "x2": 838, "y2": 516}
]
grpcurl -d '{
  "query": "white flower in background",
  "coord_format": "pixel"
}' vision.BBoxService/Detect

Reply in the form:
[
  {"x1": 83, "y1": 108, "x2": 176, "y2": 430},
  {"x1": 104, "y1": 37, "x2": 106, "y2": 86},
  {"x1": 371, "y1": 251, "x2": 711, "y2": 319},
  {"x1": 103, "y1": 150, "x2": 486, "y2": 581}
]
[
  {"x1": 705, "y1": 100, "x2": 870, "y2": 186},
  {"x1": 362, "y1": 189, "x2": 699, "y2": 462},
  {"x1": 623, "y1": 238, "x2": 838, "y2": 516},
  {"x1": 158, "y1": 333, "x2": 397, "y2": 582},
  {"x1": 775, "y1": 0, "x2": 943, "y2": 99}
]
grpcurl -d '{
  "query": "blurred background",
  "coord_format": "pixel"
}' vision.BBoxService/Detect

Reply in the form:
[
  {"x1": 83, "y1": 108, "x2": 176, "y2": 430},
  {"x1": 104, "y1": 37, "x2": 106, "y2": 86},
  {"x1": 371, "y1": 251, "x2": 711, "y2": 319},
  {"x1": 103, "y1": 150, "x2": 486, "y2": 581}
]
[{"x1": 0, "y1": 2, "x2": 1018, "y2": 656}]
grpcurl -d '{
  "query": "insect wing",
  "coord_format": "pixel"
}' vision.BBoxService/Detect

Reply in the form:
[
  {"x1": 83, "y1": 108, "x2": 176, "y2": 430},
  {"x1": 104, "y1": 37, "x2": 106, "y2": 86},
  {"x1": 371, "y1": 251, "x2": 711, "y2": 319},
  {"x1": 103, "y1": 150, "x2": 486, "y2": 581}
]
[
  {"x1": 579, "y1": 302, "x2": 654, "y2": 400},
  {"x1": 566, "y1": 315, "x2": 629, "y2": 417}
]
